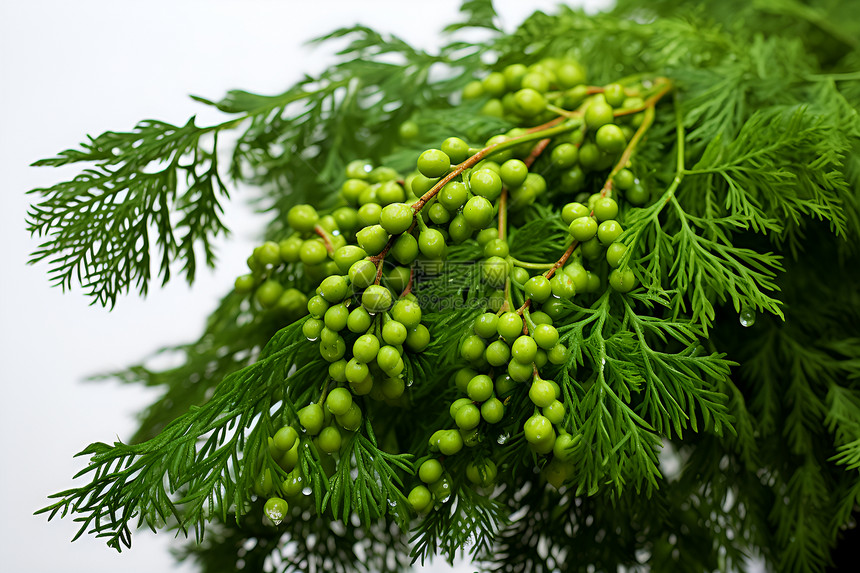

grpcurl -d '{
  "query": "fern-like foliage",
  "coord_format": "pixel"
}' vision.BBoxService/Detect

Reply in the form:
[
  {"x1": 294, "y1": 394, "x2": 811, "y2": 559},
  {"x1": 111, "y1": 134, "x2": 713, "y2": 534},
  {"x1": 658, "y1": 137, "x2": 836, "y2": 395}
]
[{"x1": 30, "y1": 1, "x2": 860, "y2": 573}]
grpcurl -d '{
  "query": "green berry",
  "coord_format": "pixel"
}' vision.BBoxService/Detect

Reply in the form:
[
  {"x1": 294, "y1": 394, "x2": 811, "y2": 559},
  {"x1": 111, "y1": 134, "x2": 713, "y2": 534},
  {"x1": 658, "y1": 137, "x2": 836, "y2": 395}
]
[
  {"x1": 467, "y1": 374, "x2": 494, "y2": 402},
  {"x1": 278, "y1": 236, "x2": 303, "y2": 262},
  {"x1": 497, "y1": 312, "x2": 524, "y2": 340},
  {"x1": 529, "y1": 379, "x2": 556, "y2": 408},
  {"x1": 514, "y1": 87, "x2": 546, "y2": 117},
  {"x1": 521, "y1": 72, "x2": 549, "y2": 93},
  {"x1": 419, "y1": 459, "x2": 444, "y2": 484},
  {"x1": 474, "y1": 313, "x2": 499, "y2": 338},
  {"x1": 470, "y1": 168, "x2": 503, "y2": 200},
  {"x1": 391, "y1": 233, "x2": 419, "y2": 265},
  {"x1": 362, "y1": 285, "x2": 393, "y2": 313},
  {"x1": 609, "y1": 268, "x2": 637, "y2": 293},
  {"x1": 255, "y1": 241, "x2": 282, "y2": 266},
  {"x1": 317, "y1": 275, "x2": 349, "y2": 303},
  {"x1": 512, "y1": 335, "x2": 538, "y2": 364},
  {"x1": 303, "y1": 318, "x2": 324, "y2": 340},
  {"x1": 626, "y1": 182, "x2": 650, "y2": 206},
  {"x1": 593, "y1": 197, "x2": 619, "y2": 221},
  {"x1": 357, "y1": 202, "x2": 382, "y2": 226},
  {"x1": 324, "y1": 304, "x2": 349, "y2": 331},
  {"x1": 369, "y1": 166, "x2": 399, "y2": 183},
  {"x1": 438, "y1": 430, "x2": 463, "y2": 455},
  {"x1": 495, "y1": 374, "x2": 517, "y2": 397},
  {"x1": 391, "y1": 299, "x2": 422, "y2": 328},
  {"x1": 585, "y1": 98, "x2": 614, "y2": 131},
  {"x1": 481, "y1": 398, "x2": 505, "y2": 424},
  {"x1": 548, "y1": 343, "x2": 569, "y2": 365},
  {"x1": 299, "y1": 240, "x2": 328, "y2": 265},
  {"x1": 585, "y1": 271, "x2": 601, "y2": 293},
  {"x1": 263, "y1": 497, "x2": 289, "y2": 525},
  {"x1": 439, "y1": 181, "x2": 469, "y2": 211},
  {"x1": 325, "y1": 388, "x2": 353, "y2": 417},
  {"x1": 417, "y1": 149, "x2": 451, "y2": 178},
  {"x1": 287, "y1": 205, "x2": 319, "y2": 233},
  {"x1": 532, "y1": 324, "x2": 559, "y2": 349},
  {"x1": 333, "y1": 245, "x2": 367, "y2": 274},
  {"x1": 380, "y1": 203, "x2": 414, "y2": 234},
  {"x1": 485, "y1": 340, "x2": 511, "y2": 367},
  {"x1": 525, "y1": 276, "x2": 552, "y2": 303},
  {"x1": 318, "y1": 426, "x2": 342, "y2": 453},
  {"x1": 460, "y1": 335, "x2": 486, "y2": 363},
  {"x1": 255, "y1": 279, "x2": 283, "y2": 308},
  {"x1": 569, "y1": 216, "x2": 598, "y2": 242},
  {"x1": 298, "y1": 403, "x2": 324, "y2": 435},
  {"x1": 463, "y1": 196, "x2": 495, "y2": 229},
  {"x1": 448, "y1": 213, "x2": 473, "y2": 243},
  {"x1": 347, "y1": 307, "x2": 372, "y2": 334},
  {"x1": 273, "y1": 426, "x2": 299, "y2": 453},
  {"x1": 483, "y1": 238, "x2": 510, "y2": 258},
  {"x1": 405, "y1": 324, "x2": 431, "y2": 352},
  {"x1": 524, "y1": 414, "x2": 553, "y2": 444},
  {"x1": 614, "y1": 168, "x2": 635, "y2": 190},
  {"x1": 551, "y1": 143, "x2": 579, "y2": 169},
  {"x1": 376, "y1": 345, "x2": 403, "y2": 376},
  {"x1": 345, "y1": 160, "x2": 373, "y2": 180},
  {"x1": 428, "y1": 203, "x2": 451, "y2": 225},
  {"x1": 399, "y1": 120, "x2": 419, "y2": 140},
  {"x1": 553, "y1": 433, "x2": 577, "y2": 461},
  {"x1": 482, "y1": 256, "x2": 508, "y2": 288},
  {"x1": 597, "y1": 220, "x2": 623, "y2": 245},
  {"x1": 418, "y1": 228, "x2": 447, "y2": 259},
  {"x1": 476, "y1": 228, "x2": 499, "y2": 246},
  {"x1": 595, "y1": 124, "x2": 626, "y2": 154},
  {"x1": 455, "y1": 404, "x2": 481, "y2": 430},
  {"x1": 356, "y1": 225, "x2": 389, "y2": 255},
  {"x1": 382, "y1": 320, "x2": 408, "y2": 345},
  {"x1": 342, "y1": 178, "x2": 369, "y2": 205},
  {"x1": 441, "y1": 137, "x2": 470, "y2": 164},
  {"x1": 562, "y1": 202, "x2": 590, "y2": 225},
  {"x1": 336, "y1": 403, "x2": 362, "y2": 431},
  {"x1": 511, "y1": 267, "x2": 529, "y2": 285},
  {"x1": 550, "y1": 272, "x2": 576, "y2": 299},
  {"x1": 543, "y1": 400, "x2": 566, "y2": 425},
  {"x1": 408, "y1": 485, "x2": 432, "y2": 512},
  {"x1": 306, "y1": 294, "x2": 329, "y2": 318},
  {"x1": 603, "y1": 83, "x2": 626, "y2": 107},
  {"x1": 463, "y1": 80, "x2": 484, "y2": 99},
  {"x1": 606, "y1": 242, "x2": 627, "y2": 268},
  {"x1": 508, "y1": 358, "x2": 533, "y2": 382},
  {"x1": 466, "y1": 460, "x2": 498, "y2": 486},
  {"x1": 455, "y1": 368, "x2": 478, "y2": 394}
]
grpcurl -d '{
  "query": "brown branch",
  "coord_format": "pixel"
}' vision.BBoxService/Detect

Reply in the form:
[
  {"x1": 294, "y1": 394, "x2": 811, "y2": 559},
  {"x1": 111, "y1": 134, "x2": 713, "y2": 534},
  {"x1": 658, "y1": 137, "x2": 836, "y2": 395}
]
[
  {"x1": 410, "y1": 116, "x2": 568, "y2": 213},
  {"x1": 515, "y1": 241, "x2": 578, "y2": 317},
  {"x1": 400, "y1": 266, "x2": 415, "y2": 297},
  {"x1": 313, "y1": 225, "x2": 335, "y2": 254}
]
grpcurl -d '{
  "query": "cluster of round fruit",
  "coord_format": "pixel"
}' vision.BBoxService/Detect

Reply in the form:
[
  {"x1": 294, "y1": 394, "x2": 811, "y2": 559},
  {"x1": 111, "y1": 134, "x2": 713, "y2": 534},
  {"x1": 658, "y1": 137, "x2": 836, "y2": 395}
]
[
  {"x1": 460, "y1": 56, "x2": 652, "y2": 207},
  {"x1": 232, "y1": 203, "x2": 359, "y2": 319},
  {"x1": 462, "y1": 57, "x2": 588, "y2": 124},
  {"x1": 340, "y1": 140, "x2": 549, "y2": 253},
  {"x1": 550, "y1": 91, "x2": 652, "y2": 207},
  {"x1": 404, "y1": 304, "x2": 575, "y2": 510},
  {"x1": 564, "y1": 196, "x2": 636, "y2": 292},
  {"x1": 230, "y1": 59, "x2": 669, "y2": 522}
]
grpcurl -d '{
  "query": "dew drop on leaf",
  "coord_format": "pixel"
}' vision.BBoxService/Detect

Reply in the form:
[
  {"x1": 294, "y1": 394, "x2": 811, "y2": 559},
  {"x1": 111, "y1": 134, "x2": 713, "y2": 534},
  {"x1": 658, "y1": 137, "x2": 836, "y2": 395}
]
[{"x1": 739, "y1": 308, "x2": 756, "y2": 327}]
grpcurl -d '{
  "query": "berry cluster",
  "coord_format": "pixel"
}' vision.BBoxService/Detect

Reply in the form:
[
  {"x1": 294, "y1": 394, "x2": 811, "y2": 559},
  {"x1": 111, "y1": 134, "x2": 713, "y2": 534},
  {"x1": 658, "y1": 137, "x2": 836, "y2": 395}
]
[{"x1": 229, "y1": 55, "x2": 671, "y2": 524}]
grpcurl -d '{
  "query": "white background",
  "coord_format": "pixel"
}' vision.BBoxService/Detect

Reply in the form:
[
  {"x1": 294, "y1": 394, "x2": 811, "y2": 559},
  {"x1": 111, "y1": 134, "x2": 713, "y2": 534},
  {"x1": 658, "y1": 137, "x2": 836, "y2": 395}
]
[{"x1": 0, "y1": 1, "x2": 609, "y2": 572}]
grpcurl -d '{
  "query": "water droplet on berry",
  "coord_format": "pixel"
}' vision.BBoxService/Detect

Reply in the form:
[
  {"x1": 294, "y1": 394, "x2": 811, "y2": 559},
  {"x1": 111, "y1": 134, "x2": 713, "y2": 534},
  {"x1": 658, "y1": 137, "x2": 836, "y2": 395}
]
[{"x1": 739, "y1": 308, "x2": 756, "y2": 327}]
